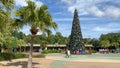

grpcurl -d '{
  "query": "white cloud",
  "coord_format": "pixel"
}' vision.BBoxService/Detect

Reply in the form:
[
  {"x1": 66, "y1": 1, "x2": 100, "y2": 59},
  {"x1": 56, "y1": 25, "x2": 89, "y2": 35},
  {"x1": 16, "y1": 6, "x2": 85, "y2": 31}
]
[
  {"x1": 15, "y1": 0, "x2": 43, "y2": 7},
  {"x1": 88, "y1": 6, "x2": 120, "y2": 18},
  {"x1": 34, "y1": 0, "x2": 43, "y2": 7},
  {"x1": 20, "y1": 25, "x2": 31, "y2": 35},
  {"x1": 93, "y1": 27, "x2": 108, "y2": 32},
  {"x1": 61, "y1": 0, "x2": 106, "y2": 15},
  {"x1": 15, "y1": 0, "x2": 27, "y2": 6},
  {"x1": 92, "y1": 22, "x2": 120, "y2": 32},
  {"x1": 37, "y1": 31, "x2": 43, "y2": 35},
  {"x1": 88, "y1": 6, "x2": 104, "y2": 17},
  {"x1": 61, "y1": 0, "x2": 120, "y2": 19},
  {"x1": 80, "y1": 22, "x2": 120, "y2": 38},
  {"x1": 68, "y1": 6, "x2": 76, "y2": 13},
  {"x1": 105, "y1": 6, "x2": 120, "y2": 19}
]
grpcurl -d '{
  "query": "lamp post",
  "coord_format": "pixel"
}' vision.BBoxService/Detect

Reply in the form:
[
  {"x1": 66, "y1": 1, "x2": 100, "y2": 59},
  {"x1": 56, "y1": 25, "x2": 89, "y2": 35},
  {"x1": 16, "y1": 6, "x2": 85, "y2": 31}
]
[{"x1": 13, "y1": 29, "x2": 17, "y2": 53}]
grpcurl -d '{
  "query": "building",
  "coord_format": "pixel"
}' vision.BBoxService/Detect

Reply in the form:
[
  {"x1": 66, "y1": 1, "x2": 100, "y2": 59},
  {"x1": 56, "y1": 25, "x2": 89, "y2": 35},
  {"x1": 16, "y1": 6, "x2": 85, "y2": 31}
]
[{"x1": 17, "y1": 44, "x2": 93, "y2": 52}]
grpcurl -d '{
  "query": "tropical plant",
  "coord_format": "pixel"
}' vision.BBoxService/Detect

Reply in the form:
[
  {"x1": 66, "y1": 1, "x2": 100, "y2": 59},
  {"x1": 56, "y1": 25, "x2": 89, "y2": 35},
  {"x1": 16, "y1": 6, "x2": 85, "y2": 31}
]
[
  {"x1": 0, "y1": 0, "x2": 15, "y2": 52},
  {"x1": 0, "y1": 32, "x2": 5, "y2": 52},
  {"x1": 0, "y1": 0, "x2": 14, "y2": 9},
  {"x1": 17, "y1": 39, "x2": 26, "y2": 52},
  {"x1": 99, "y1": 32, "x2": 120, "y2": 48},
  {"x1": 15, "y1": 1, "x2": 57, "y2": 68},
  {"x1": 0, "y1": 0, "x2": 15, "y2": 33},
  {"x1": 0, "y1": 32, "x2": 4, "y2": 45},
  {"x1": 100, "y1": 40, "x2": 110, "y2": 48},
  {"x1": 41, "y1": 41, "x2": 48, "y2": 49}
]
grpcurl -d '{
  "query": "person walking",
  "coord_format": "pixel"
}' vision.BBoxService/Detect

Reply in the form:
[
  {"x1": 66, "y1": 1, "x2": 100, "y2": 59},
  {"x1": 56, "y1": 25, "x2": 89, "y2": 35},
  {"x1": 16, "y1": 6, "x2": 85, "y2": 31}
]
[
  {"x1": 39, "y1": 48, "x2": 42, "y2": 54},
  {"x1": 66, "y1": 48, "x2": 71, "y2": 58}
]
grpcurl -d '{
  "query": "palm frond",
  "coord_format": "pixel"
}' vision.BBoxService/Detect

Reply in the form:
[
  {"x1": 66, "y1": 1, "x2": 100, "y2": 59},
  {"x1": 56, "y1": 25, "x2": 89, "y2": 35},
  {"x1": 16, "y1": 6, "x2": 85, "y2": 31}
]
[{"x1": 0, "y1": 0, "x2": 15, "y2": 10}]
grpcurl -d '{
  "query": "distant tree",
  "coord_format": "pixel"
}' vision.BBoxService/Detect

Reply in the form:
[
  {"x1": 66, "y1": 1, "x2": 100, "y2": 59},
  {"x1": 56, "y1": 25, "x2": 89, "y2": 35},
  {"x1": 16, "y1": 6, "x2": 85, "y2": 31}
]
[
  {"x1": 47, "y1": 34, "x2": 56, "y2": 44},
  {"x1": 40, "y1": 41, "x2": 48, "y2": 49},
  {"x1": 99, "y1": 32, "x2": 120, "y2": 48},
  {"x1": 17, "y1": 39, "x2": 25, "y2": 52},
  {"x1": 83, "y1": 38, "x2": 91, "y2": 44},
  {"x1": 54, "y1": 32, "x2": 67, "y2": 44},
  {"x1": 91, "y1": 38, "x2": 101, "y2": 47},
  {"x1": 100, "y1": 40, "x2": 110, "y2": 48},
  {"x1": 111, "y1": 42, "x2": 119, "y2": 48},
  {"x1": 0, "y1": 32, "x2": 5, "y2": 52},
  {"x1": 4, "y1": 36, "x2": 18, "y2": 52}
]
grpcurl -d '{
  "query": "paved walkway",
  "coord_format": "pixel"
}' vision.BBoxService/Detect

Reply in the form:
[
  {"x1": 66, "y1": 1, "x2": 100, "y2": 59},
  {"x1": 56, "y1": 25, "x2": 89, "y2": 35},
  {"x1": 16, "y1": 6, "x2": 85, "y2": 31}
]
[
  {"x1": 0, "y1": 58, "x2": 53, "y2": 68},
  {"x1": 0, "y1": 53, "x2": 120, "y2": 68},
  {"x1": 46, "y1": 53, "x2": 120, "y2": 68}
]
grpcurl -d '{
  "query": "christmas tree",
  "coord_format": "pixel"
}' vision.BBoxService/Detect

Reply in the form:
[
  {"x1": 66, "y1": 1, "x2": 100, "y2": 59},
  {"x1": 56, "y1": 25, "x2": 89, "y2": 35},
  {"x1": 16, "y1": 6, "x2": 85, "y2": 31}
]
[{"x1": 67, "y1": 9, "x2": 85, "y2": 54}]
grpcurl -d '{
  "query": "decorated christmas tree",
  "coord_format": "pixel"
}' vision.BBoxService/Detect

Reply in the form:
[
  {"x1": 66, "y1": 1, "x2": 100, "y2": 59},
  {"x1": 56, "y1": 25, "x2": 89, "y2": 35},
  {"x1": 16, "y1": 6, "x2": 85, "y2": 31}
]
[{"x1": 67, "y1": 9, "x2": 85, "y2": 54}]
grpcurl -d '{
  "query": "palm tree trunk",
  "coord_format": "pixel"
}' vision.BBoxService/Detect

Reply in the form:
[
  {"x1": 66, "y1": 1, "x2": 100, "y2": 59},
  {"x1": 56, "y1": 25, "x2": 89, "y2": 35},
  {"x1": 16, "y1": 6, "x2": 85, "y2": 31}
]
[{"x1": 27, "y1": 35, "x2": 34, "y2": 68}]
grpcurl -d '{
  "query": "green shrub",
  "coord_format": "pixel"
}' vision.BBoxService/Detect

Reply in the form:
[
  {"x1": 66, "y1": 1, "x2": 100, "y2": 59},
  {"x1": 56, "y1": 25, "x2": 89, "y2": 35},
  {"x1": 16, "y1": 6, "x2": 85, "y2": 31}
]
[
  {"x1": 42, "y1": 50, "x2": 61, "y2": 54},
  {"x1": 0, "y1": 57, "x2": 4, "y2": 61},
  {"x1": 0, "y1": 52, "x2": 28, "y2": 61},
  {"x1": 92, "y1": 50, "x2": 97, "y2": 53},
  {"x1": 0, "y1": 52, "x2": 15, "y2": 61},
  {"x1": 14, "y1": 53, "x2": 28, "y2": 59}
]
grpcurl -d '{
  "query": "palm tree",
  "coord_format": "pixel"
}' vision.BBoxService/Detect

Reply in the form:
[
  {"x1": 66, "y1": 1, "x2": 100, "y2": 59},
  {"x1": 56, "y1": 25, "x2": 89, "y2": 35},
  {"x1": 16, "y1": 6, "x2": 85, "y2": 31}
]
[
  {"x1": 0, "y1": 8, "x2": 6, "y2": 32},
  {"x1": 15, "y1": 1, "x2": 57, "y2": 68},
  {"x1": 0, "y1": 0, "x2": 14, "y2": 32},
  {"x1": 0, "y1": 0, "x2": 14, "y2": 9}
]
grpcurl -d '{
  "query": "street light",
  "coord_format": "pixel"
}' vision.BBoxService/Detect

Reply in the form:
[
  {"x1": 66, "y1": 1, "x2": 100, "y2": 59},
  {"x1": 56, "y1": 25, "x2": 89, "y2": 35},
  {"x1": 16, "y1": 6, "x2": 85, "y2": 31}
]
[{"x1": 13, "y1": 29, "x2": 17, "y2": 53}]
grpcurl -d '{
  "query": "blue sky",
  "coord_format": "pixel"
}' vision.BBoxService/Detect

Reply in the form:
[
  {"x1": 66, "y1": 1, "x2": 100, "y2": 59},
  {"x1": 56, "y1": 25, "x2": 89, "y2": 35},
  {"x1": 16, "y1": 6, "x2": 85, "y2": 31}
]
[{"x1": 15, "y1": 0, "x2": 120, "y2": 39}]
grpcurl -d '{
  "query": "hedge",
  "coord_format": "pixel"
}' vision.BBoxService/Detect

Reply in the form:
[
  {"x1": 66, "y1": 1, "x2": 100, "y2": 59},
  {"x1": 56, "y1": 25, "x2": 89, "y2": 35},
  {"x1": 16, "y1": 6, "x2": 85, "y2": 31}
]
[
  {"x1": 0, "y1": 52, "x2": 46, "y2": 61},
  {"x1": 0, "y1": 52, "x2": 15, "y2": 61},
  {"x1": 42, "y1": 50, "x2": 61, "y2": 54}
]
